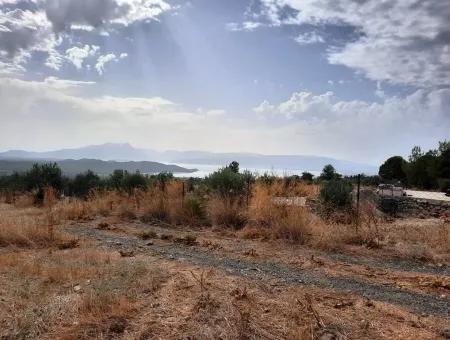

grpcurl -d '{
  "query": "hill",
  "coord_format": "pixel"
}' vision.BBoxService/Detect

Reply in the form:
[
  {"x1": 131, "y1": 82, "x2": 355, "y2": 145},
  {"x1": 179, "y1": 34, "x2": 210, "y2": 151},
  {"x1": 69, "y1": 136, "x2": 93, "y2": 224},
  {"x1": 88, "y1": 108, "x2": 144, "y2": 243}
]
[{"x1": 0, "y1": 159, "x2": 196, "y2": 177}]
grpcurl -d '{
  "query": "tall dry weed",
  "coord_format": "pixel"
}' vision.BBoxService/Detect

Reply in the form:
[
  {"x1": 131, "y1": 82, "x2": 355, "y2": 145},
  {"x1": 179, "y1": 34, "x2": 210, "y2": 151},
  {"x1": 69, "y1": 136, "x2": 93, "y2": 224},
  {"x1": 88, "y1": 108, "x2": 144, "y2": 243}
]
[{"x1": 244, "y1": 182, "x2": 321, "y2": 243}]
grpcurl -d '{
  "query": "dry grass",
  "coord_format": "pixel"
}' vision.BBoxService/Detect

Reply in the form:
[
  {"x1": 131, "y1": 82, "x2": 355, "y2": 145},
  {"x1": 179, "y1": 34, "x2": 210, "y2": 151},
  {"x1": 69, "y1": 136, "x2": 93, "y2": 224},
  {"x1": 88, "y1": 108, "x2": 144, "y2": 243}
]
[
  {"x1": 207, "y1": 196, "x2": 247, "y2": 229},
  {"x1": 139, "y1": 182, "x2": 207, "y2": 226},
  {"x1": 0, "y1": 204, "x2": 76, "y2": 248},
  {"x1": 261, "y1": 179, "x2": 319, "y2": 199},
  {"x1": 0, "y1": 249, "x2": 118, "y2": 284},
  {"x1": 0, "y1": 244, "x2": 167, "y2": 339},
  {"x1": 388, "y1": 219, "x2": 450, "y2": 262},
  {"x1": 1, "y1": 199, "x2": 449, "y2": 339},
  {"x1": 243, "y1": 182, "x2": 321, "y2": 243}
]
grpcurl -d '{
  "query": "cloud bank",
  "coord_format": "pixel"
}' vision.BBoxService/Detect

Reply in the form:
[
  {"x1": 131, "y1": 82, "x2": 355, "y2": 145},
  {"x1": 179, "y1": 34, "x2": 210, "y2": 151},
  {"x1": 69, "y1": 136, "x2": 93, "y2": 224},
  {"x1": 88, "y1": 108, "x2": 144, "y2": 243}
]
[
  {"x1": 250, "y1": 0, "x2": 450, "y2": 88},
  {"x1": 0, "y1": 0, "x2": 171, "y2": 73},
  {"x1": 1, "y1": 76, "x2": 448, "y2": 163}
]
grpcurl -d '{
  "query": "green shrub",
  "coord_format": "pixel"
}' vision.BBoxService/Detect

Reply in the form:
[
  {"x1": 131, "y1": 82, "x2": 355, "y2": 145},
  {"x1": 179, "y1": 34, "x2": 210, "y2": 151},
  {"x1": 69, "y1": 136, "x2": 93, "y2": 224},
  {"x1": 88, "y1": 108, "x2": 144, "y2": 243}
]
[
  {"x1": 319, "y1": 179, "x2": 353, "y2": 209},
  {"x1": 68, "y1": 170, "x2": 103, "y2": 198},
  {"x1": 24, "y1": 163, "x2": 63, "y2": 204},
  {"x1": 182, "y1": 196, "x2": 207, "y2": 222},
  {"x1": 107, "y1": 170, "x2": 149, "y2": 194},
  {"x1": 206, "y1": 166, "x2": 246, "y2": 198}
]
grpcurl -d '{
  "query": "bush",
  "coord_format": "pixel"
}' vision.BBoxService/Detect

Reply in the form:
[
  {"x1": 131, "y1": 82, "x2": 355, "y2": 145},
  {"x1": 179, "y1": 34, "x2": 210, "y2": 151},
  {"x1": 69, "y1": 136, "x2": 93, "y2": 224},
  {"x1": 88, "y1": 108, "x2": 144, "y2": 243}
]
[
  {"x1": 68, "y1": 170, "x2": 103, "y2": 198},
  {"x1": 107, "y1": 170, "x2": 149, "y2": 194},
  {"x1": 181, "y1": 196, "x2": 207, "y2": 224},
  {"x1": 24, "y1": 163, "x2": 63, "y2": 204},
  {"x1": 319, "y1": 179, "x2": 353, "y2": 209},
  {"x1": 301, "y1": 172, "x2": 314, "y2": 182},
  {"x1": 206, "y1": 166, "x2": 247, "y2": 198},
  {"x1": 379, "y1": 198, "x2": 399, "y2": 216}
]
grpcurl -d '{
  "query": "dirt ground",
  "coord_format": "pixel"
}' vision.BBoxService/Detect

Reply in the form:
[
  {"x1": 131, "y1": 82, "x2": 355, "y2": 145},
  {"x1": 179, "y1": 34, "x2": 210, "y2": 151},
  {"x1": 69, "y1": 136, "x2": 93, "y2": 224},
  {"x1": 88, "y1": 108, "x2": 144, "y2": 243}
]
[{"x1": 1, "y1": 205, "x2": 449, "y2": 339}]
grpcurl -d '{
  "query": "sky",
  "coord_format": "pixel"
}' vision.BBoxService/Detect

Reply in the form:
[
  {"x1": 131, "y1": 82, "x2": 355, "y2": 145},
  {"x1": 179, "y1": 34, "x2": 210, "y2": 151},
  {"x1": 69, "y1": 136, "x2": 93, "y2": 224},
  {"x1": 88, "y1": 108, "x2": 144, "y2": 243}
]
[{"x1": 0, "y1": 0, "x2": 449, "y2": 164}]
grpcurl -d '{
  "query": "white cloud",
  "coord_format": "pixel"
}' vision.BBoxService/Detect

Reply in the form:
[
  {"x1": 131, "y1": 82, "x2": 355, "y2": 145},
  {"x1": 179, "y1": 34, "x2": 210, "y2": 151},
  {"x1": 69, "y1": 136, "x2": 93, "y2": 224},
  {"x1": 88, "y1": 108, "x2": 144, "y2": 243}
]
[
  {"x1": 95, "y1": 52, "x2": 127, "y2": 75},
  {"x1": 0, "y1": 8, "x2": 56, "y2": 66},
  {"x1": 251, "y1": 0, "x2": 450, "y2": 87},
  {"x1": 43, "y1": 0, "x2": 171, "y2": 32},
  {"x1": 295, "y1": 31, "x2": 324, "y2": 45},
  {"x1": 253, "y1": 88, "x2": 450, "y2": 161},
  {"x1": 65, "y1": 44, "x2": 99, "y2": 69},
  {"x1": 226, "y1": 21, "x2": 262, "y2": 32},
  {"x1": 0, "y1": 0, "x2": 171, "y2": 73}
]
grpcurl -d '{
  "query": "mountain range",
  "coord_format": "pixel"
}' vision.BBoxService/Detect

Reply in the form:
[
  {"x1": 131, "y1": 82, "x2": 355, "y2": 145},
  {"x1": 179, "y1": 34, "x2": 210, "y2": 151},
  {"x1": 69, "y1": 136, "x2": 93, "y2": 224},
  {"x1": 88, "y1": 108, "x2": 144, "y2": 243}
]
[
  {"x1": 0, "y1": 143, "x2": 378, "y2": 175},
  {"x1": 0, "y1": 159, "x2": 196, "y2": 177}
]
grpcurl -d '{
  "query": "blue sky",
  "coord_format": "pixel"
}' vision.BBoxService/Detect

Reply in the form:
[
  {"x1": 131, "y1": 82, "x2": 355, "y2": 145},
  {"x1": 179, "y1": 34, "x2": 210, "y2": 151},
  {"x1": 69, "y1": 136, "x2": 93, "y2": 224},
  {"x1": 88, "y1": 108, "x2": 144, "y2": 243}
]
[{"x1": 0, "y1": 0, "x2": 449, "y2": 164}]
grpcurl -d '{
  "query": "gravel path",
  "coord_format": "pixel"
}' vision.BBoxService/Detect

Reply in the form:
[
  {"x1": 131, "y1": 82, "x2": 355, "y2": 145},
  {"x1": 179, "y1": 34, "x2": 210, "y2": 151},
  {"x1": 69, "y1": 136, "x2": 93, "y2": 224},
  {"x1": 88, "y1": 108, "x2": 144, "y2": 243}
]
[
  {"x1": 65, "y1": 224, "x2": 450, "y2": 318},
  {"x1": 325, "y1": 252, "x2": 450, "y2": 276}
]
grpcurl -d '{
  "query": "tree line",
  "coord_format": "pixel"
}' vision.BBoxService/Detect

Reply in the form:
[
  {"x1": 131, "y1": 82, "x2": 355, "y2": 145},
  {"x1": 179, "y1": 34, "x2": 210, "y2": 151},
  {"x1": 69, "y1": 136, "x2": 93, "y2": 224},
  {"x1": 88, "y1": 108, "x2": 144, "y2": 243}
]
[
  {"x1": 379, "y1": 140, "x2": 450, "y2": 191},
  {"x1": 0, "y1": 163, "x2": 174, "y2": 203}
]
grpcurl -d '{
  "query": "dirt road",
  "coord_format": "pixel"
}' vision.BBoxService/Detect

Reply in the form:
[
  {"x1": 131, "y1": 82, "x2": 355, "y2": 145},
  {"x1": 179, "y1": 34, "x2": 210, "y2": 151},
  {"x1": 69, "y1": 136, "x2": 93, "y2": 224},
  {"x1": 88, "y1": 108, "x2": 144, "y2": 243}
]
[{"x1": 65, "y1": 222, "x2": 450, "y2": 318}]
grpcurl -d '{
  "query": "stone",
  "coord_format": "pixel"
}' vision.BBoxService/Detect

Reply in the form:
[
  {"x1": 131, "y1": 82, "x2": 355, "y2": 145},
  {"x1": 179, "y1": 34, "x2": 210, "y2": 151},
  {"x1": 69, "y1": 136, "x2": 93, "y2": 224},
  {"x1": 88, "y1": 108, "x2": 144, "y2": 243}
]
[
  {"x1": 119, "y1": 250, "x2": 135, "y2": 257},
  {"x1": 441, "y1": 329, "x2": 450, "y2": 339}
]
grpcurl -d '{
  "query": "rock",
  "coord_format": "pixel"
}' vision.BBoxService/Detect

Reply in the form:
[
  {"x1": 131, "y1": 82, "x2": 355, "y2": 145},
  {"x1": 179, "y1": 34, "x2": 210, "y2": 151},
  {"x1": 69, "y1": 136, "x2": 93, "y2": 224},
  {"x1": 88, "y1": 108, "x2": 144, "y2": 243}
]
[
  {"x1": 146, "y1": 241, "x2": 154, "y2": 246},
  {"x1": 73, "y1": 285, "x2": 82, "y2": 293},
  {"x1": 119, "y1": 250, "x2": 135, "y2": 257},
  {"x1": 334, "y1": 301, "x2": 354, "y2": 309},
  {"x1": 441, "y1": 329, "x2": 450, "y2": 339}
]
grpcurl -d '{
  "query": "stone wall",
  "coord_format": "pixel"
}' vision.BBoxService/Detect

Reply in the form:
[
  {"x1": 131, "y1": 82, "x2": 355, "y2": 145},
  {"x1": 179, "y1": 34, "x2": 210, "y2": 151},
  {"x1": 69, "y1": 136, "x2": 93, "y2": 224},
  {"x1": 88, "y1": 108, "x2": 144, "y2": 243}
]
[{"x1": 380, "y1": 196, "x2": 450, "y2": 218}]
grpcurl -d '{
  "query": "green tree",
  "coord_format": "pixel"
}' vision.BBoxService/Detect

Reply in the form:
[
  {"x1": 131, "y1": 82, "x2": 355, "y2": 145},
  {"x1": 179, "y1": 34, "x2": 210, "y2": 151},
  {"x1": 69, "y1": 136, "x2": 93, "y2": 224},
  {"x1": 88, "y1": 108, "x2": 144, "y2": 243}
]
[
  {"x1": 405, "y1": 154, "x2": 439, "y2": 190},
  {"x1": 122, "y1": 171, "x2": 148, "y2": 194},
  {"x1": 301, "y1": 172, "x2": 314, "y2": 182},
  {"x1": 438, "y1": 140, "x2": 450, "y2": 156},
  {"x1": 228, "y1": 161, "x2": 240, "y2": 174},
  {"x1": 378, "y1": 156, "x2": 407, "y2": 182},
  {"x1": 24, "y1": 163, "x2": 63, "y2": 203},
  {"x1": 439, "y1": 147, "x2": 450, "y2": 178},
  {"x1": 69, "y1": 170, "x2": 102, "y2": 198},
  {"x1": 408, "y1": 146, "x2": 423, "y2": 162},
  {"x1": 109, "y1": 169, "x2": 125, "y2": 190},
  {"x1": 320, "y1": 164, "x2": 341, "y2": 181}
]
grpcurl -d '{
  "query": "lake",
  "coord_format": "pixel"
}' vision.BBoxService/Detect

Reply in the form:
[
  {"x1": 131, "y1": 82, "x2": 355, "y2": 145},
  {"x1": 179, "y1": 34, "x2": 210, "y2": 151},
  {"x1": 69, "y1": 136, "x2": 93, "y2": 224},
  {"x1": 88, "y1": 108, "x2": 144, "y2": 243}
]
[{"x1": 171, "y1": 163, "x2": 320, "y2": 178}]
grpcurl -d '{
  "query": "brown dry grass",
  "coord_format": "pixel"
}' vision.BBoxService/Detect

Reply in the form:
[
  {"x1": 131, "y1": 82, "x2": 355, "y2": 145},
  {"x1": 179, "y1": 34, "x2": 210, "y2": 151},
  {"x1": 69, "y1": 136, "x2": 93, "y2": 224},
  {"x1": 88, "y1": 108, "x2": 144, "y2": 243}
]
[
  {"x1": 207, "y1": 196, "x2": 247, "y2": 229},
  {"x1": 0, "y1": 204, "x2": 76, "y2": 248},
  {"x1": 0, "y1": 245, "x2": 167, "y2": 339},
  {"x1": 242, "y1": 182, "x2": 322, "y2": 243},
  {"x1": 5, "y1": 179, "x2": 450, "y2": 264},
  {"x1": 1, "y1": 201, "x2": 449, "y2": 339},
  {"x1": 388, "y1": 219, "x2": 450, "y2": 262}
]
